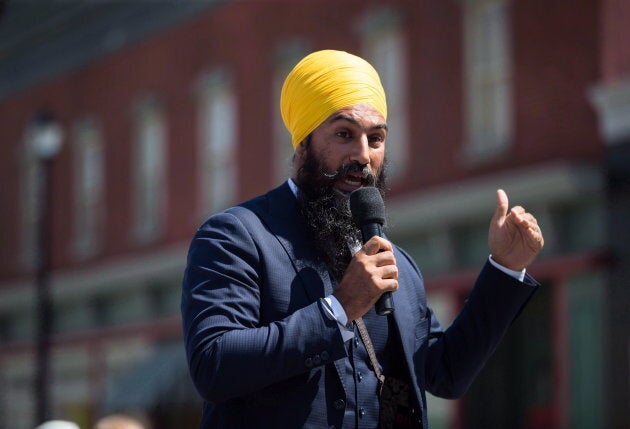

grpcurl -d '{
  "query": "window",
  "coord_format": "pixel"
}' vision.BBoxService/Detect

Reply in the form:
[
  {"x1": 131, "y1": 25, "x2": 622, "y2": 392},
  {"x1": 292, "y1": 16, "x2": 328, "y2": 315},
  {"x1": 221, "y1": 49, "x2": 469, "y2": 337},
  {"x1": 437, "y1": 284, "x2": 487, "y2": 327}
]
[
  {"x1": 463, "y1": 0, "x2": 513, "y2": 158},
  {"x1": 72, "y1": 118, "x2": 104, "y2": 259},
  {"x1": 394, "y1": 229, "x2": 454, "y2": 278},
  {"x1": 359, "y1": 8, "x2": 409, "y2": 181},
  {"x1": 197, "y1": 70, "x2": 238, "y2": 218},
  {"x1": 132, "y1": 97, "x2": 167, "y2": 244},
  {"x1": 272, "y1": 41, "x2": 309, "y2": 183},
  {"x1": 0, "y1": 313, "x2": 12, "y2": 342},
  {"x1": 148, "y1": 279, "x2": 181, "y2": 318}
]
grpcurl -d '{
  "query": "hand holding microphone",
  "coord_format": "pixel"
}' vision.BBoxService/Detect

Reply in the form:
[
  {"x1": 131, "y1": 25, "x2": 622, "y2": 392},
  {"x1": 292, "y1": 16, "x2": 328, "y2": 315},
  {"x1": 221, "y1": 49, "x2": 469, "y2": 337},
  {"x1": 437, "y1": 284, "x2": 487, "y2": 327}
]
[
  {"x1": 333, "y1": 187, "x2": 397, "y2": 321},
  {"x1": 350, "y1": 187, "x2": 395, "y2": 316}
]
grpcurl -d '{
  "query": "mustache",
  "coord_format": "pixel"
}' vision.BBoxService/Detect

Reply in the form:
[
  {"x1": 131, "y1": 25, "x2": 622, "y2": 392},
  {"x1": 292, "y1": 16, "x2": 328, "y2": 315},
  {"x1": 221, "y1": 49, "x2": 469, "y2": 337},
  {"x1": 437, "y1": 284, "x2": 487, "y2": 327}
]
[{"x1": 321, "y1": 162, "x2": 377, "y2": 187}]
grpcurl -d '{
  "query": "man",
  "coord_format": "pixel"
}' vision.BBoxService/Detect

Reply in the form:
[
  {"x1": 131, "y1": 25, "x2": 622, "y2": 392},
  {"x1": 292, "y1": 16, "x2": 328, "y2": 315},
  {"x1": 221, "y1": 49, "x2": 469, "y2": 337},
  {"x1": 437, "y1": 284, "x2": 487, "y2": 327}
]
[{"x1": 181, "y1": 50, "x2": 544, "y2": 429}]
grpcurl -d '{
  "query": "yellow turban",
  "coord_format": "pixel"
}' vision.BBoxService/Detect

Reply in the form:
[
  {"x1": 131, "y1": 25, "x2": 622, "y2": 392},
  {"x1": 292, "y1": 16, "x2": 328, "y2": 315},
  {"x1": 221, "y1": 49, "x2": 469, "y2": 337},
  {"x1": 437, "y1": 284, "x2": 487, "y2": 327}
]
[{"x1": 280, "y1": 50, "x2": 387, "y2": 148}]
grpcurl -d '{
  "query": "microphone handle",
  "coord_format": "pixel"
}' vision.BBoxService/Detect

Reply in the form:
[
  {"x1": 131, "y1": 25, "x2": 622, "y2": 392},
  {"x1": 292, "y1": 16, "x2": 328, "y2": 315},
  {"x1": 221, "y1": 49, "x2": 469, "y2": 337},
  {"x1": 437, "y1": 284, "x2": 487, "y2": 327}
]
[
  {"x1": 375, "y1": 291, "x2": 395, "y2": 316},
  {"x1": 360, "y1": 223, "x2": 395, "y2": 316},
  {"x1": 360, "y1": 223, "x2": 382, "y2": 242}
]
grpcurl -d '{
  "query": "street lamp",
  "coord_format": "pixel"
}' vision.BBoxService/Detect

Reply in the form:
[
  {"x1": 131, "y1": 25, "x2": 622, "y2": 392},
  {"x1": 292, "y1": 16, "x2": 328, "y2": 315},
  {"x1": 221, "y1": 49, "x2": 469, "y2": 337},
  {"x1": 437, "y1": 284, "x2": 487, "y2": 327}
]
[{"x1": 27, "y1": 110, "x2": 64, "y2": 425}]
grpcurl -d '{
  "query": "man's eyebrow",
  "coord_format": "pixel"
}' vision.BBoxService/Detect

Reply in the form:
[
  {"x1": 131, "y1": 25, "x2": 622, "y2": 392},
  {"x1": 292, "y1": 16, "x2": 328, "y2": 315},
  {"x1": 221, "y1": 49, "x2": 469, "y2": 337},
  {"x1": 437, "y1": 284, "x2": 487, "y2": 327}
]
[{"x1": 330, "y1": 114, "x2": 388, "y2": 131}]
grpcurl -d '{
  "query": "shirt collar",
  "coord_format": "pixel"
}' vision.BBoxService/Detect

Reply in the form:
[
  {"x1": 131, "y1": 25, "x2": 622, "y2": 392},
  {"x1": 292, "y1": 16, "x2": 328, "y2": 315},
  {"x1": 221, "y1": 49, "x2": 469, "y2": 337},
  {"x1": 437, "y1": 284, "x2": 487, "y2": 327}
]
[{"x1": 287, "y1": 178, "x2": 299, "y2": 198}]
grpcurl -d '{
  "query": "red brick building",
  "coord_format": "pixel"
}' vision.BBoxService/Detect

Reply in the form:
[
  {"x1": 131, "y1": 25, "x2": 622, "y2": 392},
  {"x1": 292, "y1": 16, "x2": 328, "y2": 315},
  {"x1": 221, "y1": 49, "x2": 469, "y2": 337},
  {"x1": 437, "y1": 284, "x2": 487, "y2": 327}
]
[{"x1": 0, "y1": 1, "x2": 625, "y2": 428}]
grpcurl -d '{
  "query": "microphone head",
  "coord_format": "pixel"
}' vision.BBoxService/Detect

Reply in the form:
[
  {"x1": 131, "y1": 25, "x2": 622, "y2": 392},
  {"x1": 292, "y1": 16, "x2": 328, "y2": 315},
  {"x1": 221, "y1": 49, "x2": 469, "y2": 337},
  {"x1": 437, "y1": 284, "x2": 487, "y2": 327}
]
[{"x1": 349, "y1": 187, "x2": 385, "y2": 226}]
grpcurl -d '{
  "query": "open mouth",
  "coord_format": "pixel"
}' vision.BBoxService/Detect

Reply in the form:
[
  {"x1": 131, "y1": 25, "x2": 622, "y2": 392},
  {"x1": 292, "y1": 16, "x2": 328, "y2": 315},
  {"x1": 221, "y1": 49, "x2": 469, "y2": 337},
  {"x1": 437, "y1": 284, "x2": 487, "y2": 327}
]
[
  {"x1": 334, "y1": 172, "x2": 369, "y2": 196},
  {"x1": 343, "y1": 173, "x2": 364, "y2": 187}
]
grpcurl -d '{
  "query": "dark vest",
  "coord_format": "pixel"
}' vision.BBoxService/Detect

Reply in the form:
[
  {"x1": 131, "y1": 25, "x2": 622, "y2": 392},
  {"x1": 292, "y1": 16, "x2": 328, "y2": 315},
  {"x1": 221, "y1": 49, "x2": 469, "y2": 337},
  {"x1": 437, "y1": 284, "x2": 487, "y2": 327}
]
[{"x1": 340, "y1": 307, "x2": 413, "y2": 428}]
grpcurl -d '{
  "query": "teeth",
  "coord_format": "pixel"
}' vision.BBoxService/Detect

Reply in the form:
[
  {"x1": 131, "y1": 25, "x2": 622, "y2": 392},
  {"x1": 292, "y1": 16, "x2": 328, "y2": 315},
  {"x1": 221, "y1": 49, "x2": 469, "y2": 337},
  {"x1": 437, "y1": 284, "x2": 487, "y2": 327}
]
[{"x1": 344, "y1": 178, "x2": 361, "y2": 185}]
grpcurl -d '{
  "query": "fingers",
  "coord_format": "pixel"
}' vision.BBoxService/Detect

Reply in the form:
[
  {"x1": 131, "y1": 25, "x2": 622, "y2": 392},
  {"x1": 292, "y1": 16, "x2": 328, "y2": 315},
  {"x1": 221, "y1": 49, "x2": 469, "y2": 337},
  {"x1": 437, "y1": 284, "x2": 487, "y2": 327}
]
[
  {"x1": 503, "y1": 200, "x2": 537, "y2": 229},
  {"x1": 361, "y1": 236, "x2": 393, "y2": 255},
  {"x1": 358, "y1": 236, "x2": 398, "y2": 284},
  {"x1": 360, "y1": 237, "x2": 396, "y2": 268},
  {"x1": 493, "y1": 189, "x2": 509, "y2": 223},
  {"x1": 505, "y1": 207, "x2": 545, "y2": 248},
  {"x1": 373, "y1": 269, "x2": 399, "y2": 293},
  {"x1": 489, "y1": 189, "x2": 545, "y2": 269},
  {"x1": 378, "y1": 264, "x2": 398, "y2": 280},
  {"x1": 337, "y1": 237, "x2": 398, "y2": 320},
  {"x1": 371, "y1": 254, "x2": 398, "y2": 292},
  {"x1": 378, "y1": 278, "x2": 399, "y2": 294},
  {"x1": 529, "y1": 225, "x2": 544, "y2": 247},
  {"x1": 495, "y1": 191, "x2": 536, "y2": 226},
  {"x1": 507, "y1": 207, "x2": 535, "y2": 227},
  {"x1": 521, "y1": 216, "x2": 544, "y2": 246}
]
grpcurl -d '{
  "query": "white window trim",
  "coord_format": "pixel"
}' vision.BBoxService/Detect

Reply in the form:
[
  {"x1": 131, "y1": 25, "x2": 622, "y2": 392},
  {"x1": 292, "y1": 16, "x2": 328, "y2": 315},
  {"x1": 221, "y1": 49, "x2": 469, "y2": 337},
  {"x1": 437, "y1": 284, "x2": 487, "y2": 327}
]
[
  {"x1": 357, "y1": 7, "x2": 410, "y2": 182},
  {"x1": 463, "y1": 0, "x2": 513, "y2": 162},
  {"x1": 196, "y1": 69, "x2": 238, "y2": 219},
  {"x1": 71, "y1": 117, "x2": 105, "y2": 259},
  {"x1": 131, "y1": 96, "x2": 167, "y2": 244},
  {"x1": 590, "y1": 78, "x2": 630, "y2": 145}
]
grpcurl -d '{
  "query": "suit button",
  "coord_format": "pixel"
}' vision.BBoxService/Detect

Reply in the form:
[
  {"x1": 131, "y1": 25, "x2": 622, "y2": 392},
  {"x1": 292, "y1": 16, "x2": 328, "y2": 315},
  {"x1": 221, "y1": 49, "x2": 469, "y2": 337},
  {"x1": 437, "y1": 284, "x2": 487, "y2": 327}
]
[
  {"x1": 305, "y1": 357, "x2": 313, "y2": 368},
  {"x1": 321, "y1": 351, "x2": 329, "y2": 361},
  {"x1": 354, "y1": 337, "x2": 360, "y2": 347},
  {"x1": 333, "y1": 399, "x2": 346, "y2": 410},
  {"x1": 359, "y1": 407, "x2": 366, "y2": 418},
  {"x1": 357, "y1": 371, "x2": 363, "y2": 382},
  {"x1": 313, "y1": 354, "x2": 321, "y2": 365}
]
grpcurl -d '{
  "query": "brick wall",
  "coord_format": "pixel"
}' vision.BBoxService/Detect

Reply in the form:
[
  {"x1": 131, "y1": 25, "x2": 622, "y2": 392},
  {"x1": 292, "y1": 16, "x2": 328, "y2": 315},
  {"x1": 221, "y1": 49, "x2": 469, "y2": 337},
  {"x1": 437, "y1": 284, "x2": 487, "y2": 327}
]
[{"x1": 0, "y1": 0, "x2": 604, "y2": 280}]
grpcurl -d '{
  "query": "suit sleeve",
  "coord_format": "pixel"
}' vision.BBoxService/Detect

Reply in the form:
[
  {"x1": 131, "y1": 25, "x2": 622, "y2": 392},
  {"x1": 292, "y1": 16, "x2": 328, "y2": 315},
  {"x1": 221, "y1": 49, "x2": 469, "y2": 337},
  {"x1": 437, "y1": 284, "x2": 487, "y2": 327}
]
[
  {"x1": 423, "y1": 261, "x2": 538, "y2": 399},
  {"x1": 181, "y1": 211, "x2": 347, "y2": 404}
]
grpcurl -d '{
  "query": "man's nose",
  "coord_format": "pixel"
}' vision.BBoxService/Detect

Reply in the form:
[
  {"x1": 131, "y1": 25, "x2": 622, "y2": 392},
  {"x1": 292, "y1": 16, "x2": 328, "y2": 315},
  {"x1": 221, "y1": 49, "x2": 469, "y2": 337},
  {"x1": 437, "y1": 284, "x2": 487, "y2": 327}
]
[{"x1": 350, "y1": 135, "x2": 370, "y2": 165}]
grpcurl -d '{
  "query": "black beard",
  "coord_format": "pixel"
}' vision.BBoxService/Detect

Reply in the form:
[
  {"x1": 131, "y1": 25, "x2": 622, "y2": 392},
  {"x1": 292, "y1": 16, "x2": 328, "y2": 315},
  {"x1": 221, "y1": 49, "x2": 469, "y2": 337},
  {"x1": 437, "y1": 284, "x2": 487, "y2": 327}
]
[{"x1": 295, "y1": 140, "x2": 388, "y2": 281}]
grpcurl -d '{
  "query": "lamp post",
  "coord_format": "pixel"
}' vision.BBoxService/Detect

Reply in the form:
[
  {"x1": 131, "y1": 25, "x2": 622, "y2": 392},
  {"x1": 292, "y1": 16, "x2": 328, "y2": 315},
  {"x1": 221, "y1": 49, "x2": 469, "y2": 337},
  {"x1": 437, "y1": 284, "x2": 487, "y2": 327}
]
[{"x1": 27, "y1": 111, "x2": 64, "y2": 424}]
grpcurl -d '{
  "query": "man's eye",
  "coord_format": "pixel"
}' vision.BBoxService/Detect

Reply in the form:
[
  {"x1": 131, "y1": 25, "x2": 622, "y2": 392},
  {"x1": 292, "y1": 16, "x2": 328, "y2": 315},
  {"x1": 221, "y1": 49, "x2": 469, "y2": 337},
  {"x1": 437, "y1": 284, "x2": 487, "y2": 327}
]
[
  {"x1": 336, "y1": 130, "x2": 352, "y2": 139},
  {"x1": 369, "y1": 135, "x2": 384, "y2": 145}
]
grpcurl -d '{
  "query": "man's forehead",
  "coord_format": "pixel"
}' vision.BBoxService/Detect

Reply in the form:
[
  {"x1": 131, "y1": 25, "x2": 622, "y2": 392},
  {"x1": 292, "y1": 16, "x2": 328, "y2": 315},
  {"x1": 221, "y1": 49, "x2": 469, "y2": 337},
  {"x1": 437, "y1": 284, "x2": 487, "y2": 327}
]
[{"x1": 325, "y1": 105, "x2": 387, "y2": 129}]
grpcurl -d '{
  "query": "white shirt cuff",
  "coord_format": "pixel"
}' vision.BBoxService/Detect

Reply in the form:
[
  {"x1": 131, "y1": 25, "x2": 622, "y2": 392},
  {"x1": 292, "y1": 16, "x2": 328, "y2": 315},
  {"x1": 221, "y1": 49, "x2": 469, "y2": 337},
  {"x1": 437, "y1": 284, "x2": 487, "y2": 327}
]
[
  {"x1": 323, "y1": 296, "x2": 354, "y2": 342},
  {"x1": 488, "y1": 255, "x2": 526, "y2": 282}
]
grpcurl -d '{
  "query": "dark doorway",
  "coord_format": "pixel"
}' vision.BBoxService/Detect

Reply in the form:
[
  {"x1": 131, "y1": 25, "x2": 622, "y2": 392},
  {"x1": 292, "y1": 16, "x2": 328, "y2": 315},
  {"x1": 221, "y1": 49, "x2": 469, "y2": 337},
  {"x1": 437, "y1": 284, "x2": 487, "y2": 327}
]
[{"x1": 462, "y1": 282, "x2": 554, "y2": 429}]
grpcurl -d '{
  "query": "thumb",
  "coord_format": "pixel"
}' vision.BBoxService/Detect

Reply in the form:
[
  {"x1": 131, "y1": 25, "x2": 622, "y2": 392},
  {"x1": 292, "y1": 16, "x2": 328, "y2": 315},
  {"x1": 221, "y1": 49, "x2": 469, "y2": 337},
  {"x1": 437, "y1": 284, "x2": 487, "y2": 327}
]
[{"x1": 493, "y1": 189, "x2": 509, "y2": 224}]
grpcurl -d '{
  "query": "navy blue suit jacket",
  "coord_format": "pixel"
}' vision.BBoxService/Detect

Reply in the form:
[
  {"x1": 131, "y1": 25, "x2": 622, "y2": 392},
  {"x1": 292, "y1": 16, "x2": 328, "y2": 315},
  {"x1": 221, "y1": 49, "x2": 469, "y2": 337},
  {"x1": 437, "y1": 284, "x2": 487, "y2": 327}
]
[{"x1": 181, "y1": 182, "x2": 537, "y2": 428}]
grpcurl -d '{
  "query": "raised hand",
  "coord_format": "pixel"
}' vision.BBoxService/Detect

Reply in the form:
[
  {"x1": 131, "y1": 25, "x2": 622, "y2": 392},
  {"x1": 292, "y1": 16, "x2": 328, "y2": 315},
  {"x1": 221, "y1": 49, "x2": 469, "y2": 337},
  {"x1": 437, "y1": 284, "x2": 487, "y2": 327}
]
[{"x1": 488, "y1": 189, "x2": 544, "y2": 271}]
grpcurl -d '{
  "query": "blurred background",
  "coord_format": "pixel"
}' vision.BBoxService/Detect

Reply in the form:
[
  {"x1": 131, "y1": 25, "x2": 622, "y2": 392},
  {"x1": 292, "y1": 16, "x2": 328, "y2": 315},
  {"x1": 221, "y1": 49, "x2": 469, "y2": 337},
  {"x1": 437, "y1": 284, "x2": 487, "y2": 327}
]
[{"x1": 0, "y1": 0, "x2": 628, "y2": 428}]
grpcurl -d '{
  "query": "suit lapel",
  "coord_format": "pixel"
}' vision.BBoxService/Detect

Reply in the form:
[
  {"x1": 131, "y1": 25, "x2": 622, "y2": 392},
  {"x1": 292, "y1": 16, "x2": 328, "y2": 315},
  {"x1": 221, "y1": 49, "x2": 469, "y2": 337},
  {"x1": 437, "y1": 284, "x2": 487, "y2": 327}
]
[
  {"x1": 391, "y1": 267, "x2": 417, "y2": 356},
  {"x1": 391, "y1": 247, "x2": 427, "y2": 413},
  {"x1": 253, "y1": 182, "x2": 347, "y2": 395},
  {"x1": 255, "y1": 182, "x2": 334, "y2": 302}
]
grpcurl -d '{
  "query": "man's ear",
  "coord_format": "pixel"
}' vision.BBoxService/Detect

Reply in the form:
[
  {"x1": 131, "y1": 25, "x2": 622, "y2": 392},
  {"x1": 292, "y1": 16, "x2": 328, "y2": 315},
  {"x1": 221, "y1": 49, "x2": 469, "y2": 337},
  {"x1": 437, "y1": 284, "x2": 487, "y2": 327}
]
[
  {"x1": 294, "y1": 138, "x2": 309, "y2": 164},
  {"x1": 292, "y1": 135, "x2": 311, "y2": 178},
  {"x1": 291, "y1": 140, "x2": 308, "y2": 180}
]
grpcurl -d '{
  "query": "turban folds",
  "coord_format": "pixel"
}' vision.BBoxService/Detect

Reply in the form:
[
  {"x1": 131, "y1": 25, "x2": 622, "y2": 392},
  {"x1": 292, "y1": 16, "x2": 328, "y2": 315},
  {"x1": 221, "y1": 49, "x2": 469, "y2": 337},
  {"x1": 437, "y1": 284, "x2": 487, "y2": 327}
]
[{"x1": 280, "y1": 50, "x2": 387, "y2": 148}]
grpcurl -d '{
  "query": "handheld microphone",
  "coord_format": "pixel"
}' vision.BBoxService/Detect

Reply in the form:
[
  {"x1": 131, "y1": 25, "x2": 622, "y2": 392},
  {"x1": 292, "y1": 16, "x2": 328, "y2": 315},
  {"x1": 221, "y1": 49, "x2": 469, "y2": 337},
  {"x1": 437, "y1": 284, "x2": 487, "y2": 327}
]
[{"x1": 349, "y1": 187, "x2": 395, "y2": 316}]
